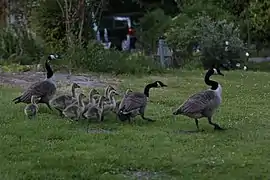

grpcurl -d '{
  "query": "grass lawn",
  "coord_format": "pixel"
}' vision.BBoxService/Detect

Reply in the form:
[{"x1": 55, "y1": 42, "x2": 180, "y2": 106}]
[{"x1": 0, "y1": 70, "x2": 269, "y2": 180}]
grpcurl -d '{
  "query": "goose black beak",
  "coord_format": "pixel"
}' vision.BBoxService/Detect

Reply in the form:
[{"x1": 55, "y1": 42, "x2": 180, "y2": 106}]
[{"x1": 219, "y1": 73, "x2": 224, "y2": 76}]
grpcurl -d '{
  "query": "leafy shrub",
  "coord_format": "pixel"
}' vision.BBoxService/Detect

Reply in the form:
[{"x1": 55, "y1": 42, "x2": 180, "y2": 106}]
[
  {"x1": 137, "y1": 8, "x2": 171, "y2": 53},
  {"x1": 0, "y1": 26, "x2": 43, "y2": 65},
  {"x1": 166, "y1": 15, "x2": 246, "y2": 68},
  {"x1": 64, "y1": 41, "x2": 162, "y2": 74}
]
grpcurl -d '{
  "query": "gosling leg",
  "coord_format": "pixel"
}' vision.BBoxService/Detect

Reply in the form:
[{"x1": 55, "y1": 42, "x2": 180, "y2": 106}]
[
  {"x1": 55, "y1": 107, "x2": 64, "y2": 117},
  {"x1": 45, "y1": 102, "x2": 53, "y2": 111}
]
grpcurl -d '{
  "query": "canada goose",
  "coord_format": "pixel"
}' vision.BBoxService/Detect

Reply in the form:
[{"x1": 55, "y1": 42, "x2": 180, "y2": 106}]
[
  {"x1": 117, "y1": 81, "x2": 167, "y2": 122},
  {"x1": 172, "y1": 67, "x2": 225, "y2": 131},
  {"x1": 62, "y1": 93, "x2": 86, "y2": 120},
  {"x1": 82, "y1": 88, "x2": 100, "y2": 113},
  {"x1": 114, "y1": 89, "x2": 133, "y2": 115},
  {"x1": 91, "y1": 85, "x2": 116, "y2": 104},
  {"x1": 102, "y1": 89, "x2": 119, "y2": 115},
  {"x1": 24, "y1": 95, "x2": 41, "y2": 119},
  {"x1": 83, "y1": 95, "x2": 106, "y2": 122},
  {"x1": 50, "y1": 83, "x2": 80, "y2": 116},
  {"x1": 12, "y1": 55, "x2": 57, "y2": 110},
  {"x1": 83, "y1": 96, "x2": 106, "y2": 132},
  {"x1": 104, "y1": 85, "x2": 116, "y2": 101}
]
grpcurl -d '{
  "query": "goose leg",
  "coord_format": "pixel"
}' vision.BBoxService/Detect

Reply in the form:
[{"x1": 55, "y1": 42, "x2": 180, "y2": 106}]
[
  {"x1": 140, "y1": 114, "x2": 155, "y2": 122},
  {"x1": 195, "y1": 119, "x2": 204, "y2": 132},
  {"x1": 139, "y1": 108, "x2": 155, "y2": 122},
  {"x1": 207, "y1": 117, "x2": 224, "y2": 130},
  {"x1": 195, "y1": 119, "x2": 199, "y2": 130}
]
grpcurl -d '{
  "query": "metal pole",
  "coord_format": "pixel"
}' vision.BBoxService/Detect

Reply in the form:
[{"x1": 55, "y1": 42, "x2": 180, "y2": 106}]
[{"x1": 158, "y1": 37, "x2": 165, "y2": 68}]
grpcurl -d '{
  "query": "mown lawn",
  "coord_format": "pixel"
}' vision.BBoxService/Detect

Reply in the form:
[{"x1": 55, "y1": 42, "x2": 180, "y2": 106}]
[{"x1": 0, "y1": 70, "x2": 270, "y2": 180}]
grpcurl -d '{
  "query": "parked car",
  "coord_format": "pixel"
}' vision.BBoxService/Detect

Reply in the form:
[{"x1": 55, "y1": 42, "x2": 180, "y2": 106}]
[{"x1": 98, "y1": 14, "x2": 143, "y2": 51}]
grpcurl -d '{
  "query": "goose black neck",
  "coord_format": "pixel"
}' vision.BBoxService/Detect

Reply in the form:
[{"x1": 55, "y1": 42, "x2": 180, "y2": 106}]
[
  {"x1": 143, "y1": 83, "x2": 156, "y2": 97},
  {"x1": 204, "y1": 70, "x2": 219, "y2": 90},
  {"x1": 45, "y1": 60, "x2": 53, "y2": 79}
]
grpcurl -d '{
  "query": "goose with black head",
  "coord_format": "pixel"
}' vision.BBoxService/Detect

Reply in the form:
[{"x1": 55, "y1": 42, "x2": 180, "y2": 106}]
[
  {"x1": 173, "y1": 66, "x2": 225, "y2": 131},
  {"x1": 12, "y1": 55, "x2": 57, "y2": 110},
  {"x1": 117, "y1": 81, "x2": 167, "y2": 122}
]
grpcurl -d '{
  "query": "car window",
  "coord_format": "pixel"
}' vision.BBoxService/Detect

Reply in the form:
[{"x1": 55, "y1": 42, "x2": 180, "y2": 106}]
[
  {"x1": 114, "y1": 20, "x2": 128, "y2": 28},
  {"x1": 99, "y1": 18, "x2": 114, "y2": 29}
]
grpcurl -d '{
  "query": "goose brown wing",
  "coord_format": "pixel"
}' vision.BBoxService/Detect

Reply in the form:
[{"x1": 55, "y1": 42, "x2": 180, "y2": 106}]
[
  {"x1": 19, "y1": 81, "x2": 56, "y2": 103},
  {"x1": 119, "y1": 92, "x2": 147, "y2": 113},
  {"x1": 180, "y1": 90, "x2": 217, "y2": 114}
]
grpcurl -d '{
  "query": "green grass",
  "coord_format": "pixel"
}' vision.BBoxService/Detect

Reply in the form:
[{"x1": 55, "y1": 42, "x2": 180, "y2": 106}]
[{"x1": 1, "y1": 70, "x2": 270, "y2": 179}]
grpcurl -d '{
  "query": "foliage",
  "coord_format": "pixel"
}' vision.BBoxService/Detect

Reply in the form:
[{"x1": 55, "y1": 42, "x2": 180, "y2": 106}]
[
  {"x1": 166, "y1": 15, "x2": 245, "y2": 68},
  {"x1": 178, "y1": 0, "x2": 234, "y2": 21},
  {"x1": 31, "y1": 0, "x2": 95, "y2": 51},
  {"x1": 0, "y1": 26, "x2": 43, "y2": 65},
  {"x1": 248, "y1": 0, "x2": 270, "y2": 45},
  {"x1": 64, "y1": 41, "x2": 162, "y2": 74},
  {"x1": 30, "y1": 0, "x2": 68, "y2": 51},
  {"x1": 137, "y1": 8, "x2": 171, "y2": 53}
]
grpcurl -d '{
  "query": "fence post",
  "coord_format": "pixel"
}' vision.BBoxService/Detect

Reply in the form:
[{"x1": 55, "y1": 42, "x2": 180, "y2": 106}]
[{"x1": 158, "y1": 37, "x2": 165, "y2": 68}]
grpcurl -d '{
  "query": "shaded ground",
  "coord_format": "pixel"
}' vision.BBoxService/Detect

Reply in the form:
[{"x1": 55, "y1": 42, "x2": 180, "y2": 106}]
[{"x1": 0, "y1": 71, "x2": 122, "y2": 91}]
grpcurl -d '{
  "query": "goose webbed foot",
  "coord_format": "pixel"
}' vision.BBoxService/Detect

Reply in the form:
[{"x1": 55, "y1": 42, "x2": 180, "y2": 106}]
[
  {"x1": 141, "y1": 114, "x2": 155, "y2": 122},
  {"x1": 208, "y1": 117, "x2": 225, "y2": 131},
  {"x1": 214, "y1": 124, "x2": 225, "y2": 130}
]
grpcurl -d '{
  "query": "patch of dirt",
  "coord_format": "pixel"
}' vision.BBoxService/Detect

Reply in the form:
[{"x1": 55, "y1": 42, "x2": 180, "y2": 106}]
[
  {"x1": 86, "y1": 128, "x2": 117, "y2": 134},
  {"x1": 0, "y1": 71, "x2": 122, "y2": 91},
  {"x1": 123, "y1": 170, "x2": 171, "y2": 180}
]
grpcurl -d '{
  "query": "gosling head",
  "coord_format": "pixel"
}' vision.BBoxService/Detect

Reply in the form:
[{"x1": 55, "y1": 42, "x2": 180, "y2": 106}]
[{"x1": 72, "y1": 83, "x2": 80, "y2": 89}]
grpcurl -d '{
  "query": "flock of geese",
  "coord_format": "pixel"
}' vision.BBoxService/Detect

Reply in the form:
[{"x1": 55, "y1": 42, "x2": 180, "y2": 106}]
[{"x1": 13, "y1": 55, "x2": 226, "y2": 132}]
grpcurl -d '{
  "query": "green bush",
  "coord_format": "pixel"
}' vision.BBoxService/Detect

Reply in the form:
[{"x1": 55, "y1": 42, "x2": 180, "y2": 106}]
[
  {"x1": 63, "y1": 41, "x2": 163, "y2": 74},
  {"x1": 137, "y1": 8, "x2": 171, "y2": 52},
  {"x1": 0, "y1": 26, "x2": 43, "y2": 65},
  {"x1": 166, "y1": 15, "x2": 246, "y2": 68}
]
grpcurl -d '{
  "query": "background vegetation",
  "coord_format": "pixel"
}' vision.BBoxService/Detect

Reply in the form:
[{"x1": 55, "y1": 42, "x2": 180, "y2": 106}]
[{"x1": 0, "y1": 0, "x2": 270, "y2": 73}]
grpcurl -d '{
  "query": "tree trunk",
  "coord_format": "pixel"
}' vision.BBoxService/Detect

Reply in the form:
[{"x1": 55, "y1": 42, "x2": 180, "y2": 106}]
[{"x1": 0, "y1": 0, "x2": 8, "y2": 27}]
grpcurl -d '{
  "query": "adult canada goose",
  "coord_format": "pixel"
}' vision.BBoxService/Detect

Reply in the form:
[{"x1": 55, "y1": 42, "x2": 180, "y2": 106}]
[
  {"x1": 50, "y1": 83, "x2": 80, "y2": 116},
  {"x1": 62, "y1": 93, "x2": 86, "y2": 120},
  {"x1": 24, "y1": 95, "x2": 41, "y2": 119},
  {"x1": 118, "y1": 81, "x2": 167, "y2": 122},
  {"x1": 173, "y1": 67, "x2": 225, "y2": 131},
  {"x1": 12, "y1": 55, "x2": 57, "y2": 110}
]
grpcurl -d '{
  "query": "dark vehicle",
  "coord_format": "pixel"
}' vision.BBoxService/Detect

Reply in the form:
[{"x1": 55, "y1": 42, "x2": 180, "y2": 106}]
[{"x1": 98, "y1": 13, "x2": 143, "y2": 51}]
